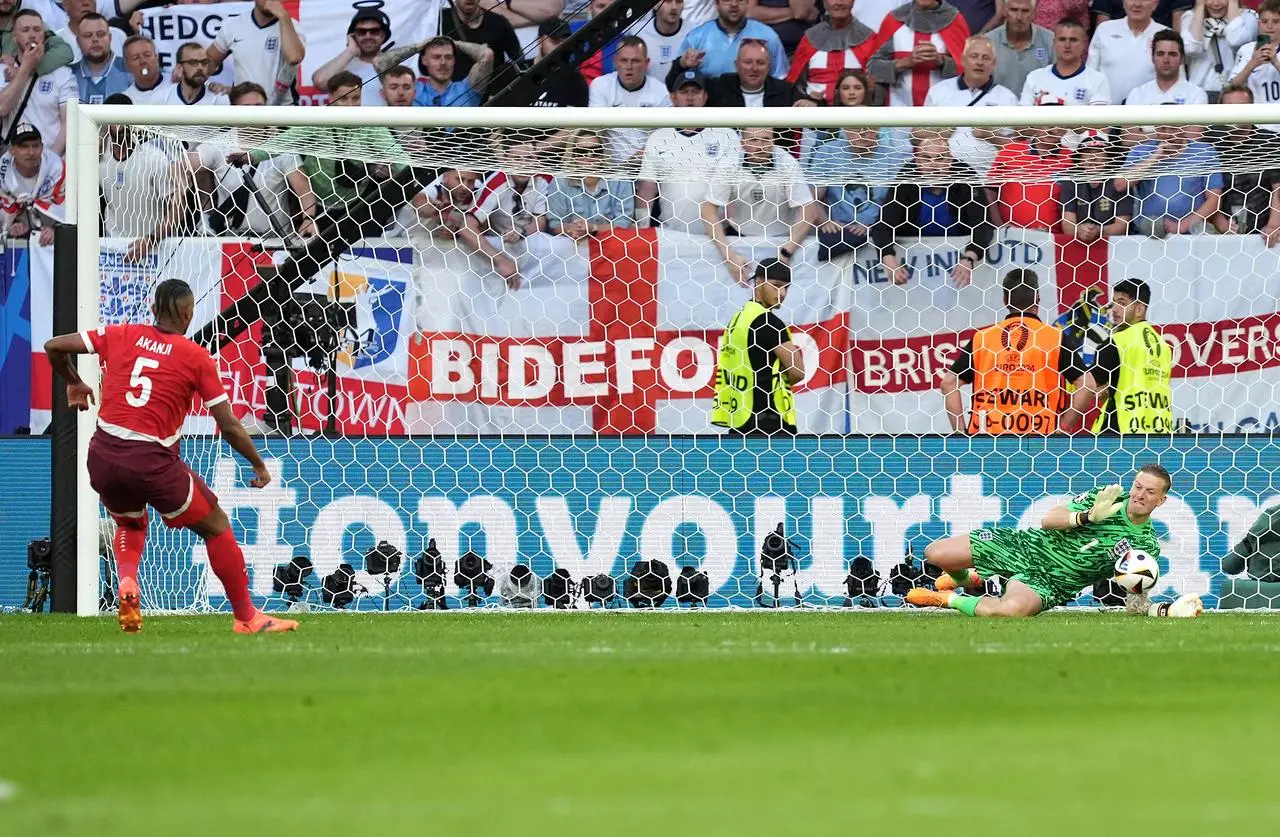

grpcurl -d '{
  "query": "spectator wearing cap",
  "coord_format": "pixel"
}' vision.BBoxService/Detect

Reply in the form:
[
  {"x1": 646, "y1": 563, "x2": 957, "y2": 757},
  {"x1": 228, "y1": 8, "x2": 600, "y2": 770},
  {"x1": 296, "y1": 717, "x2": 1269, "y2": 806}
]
[
  {"x1": 0, "y1": 10, "x2": 76, "y2": 156},
  {"x1": 437, "y1": 0, "x2": 524, "y2": 99},
  {"x1": 686, "y1": 39, "x2": 795, "y2": 106},
  {"x1": 923, "y1": 35, "x2": 1018, "y2": 175},
  {"x1": 531, "y1": 19, "x2": 588, "y2": 107},
  {"x1": 710, "y1": 257, "x2": 804, "y2": 436},
  {"x1": 702, "y1": 126, "x2": 817, "y2": 285},
  {"x1": 1087, "y1": 0, "x2": 1166, "y2": 104},
  {"x1": 312, "y1": 7, "x2": 403, "y2": 106},
  {"x1": 986, "y1": 0, "x2": 1053, "y2": 96},
  {"x1": 1058, "y1": 133, "x2": 1134, "y2": 243},
  {"x1": 1020, "y1": 19, "x2": 1111, "y2": 104},
  {"x1": 0, "y1": 122, "x2": 63, "y2": 245},
  {"x1": 1065, "y1": 276, "x2": 1173, "y2": 435},
  {"x1": 868, "y1": 0, "x2": 972, "y2": 108},
  {"x1": 673, "y1": 0, "x2": 789, "y2": 80},
  {"x1": 72, "y1": 12, "x2": 129, "y2": 104},
  {"x1": 412, "y1": 37, "x2": 494, "y2": 107},
  {"x1": 639, "y1": 0, "x2": 688, "y2": 82},
  {"x1": 787, "y1": 0, "x2": 878, "y2": 103},
  {"x1": 167, "y1": 42, "x2": 229, "y2": 106},
  {"x1": 635, "y1": 70, "x2": 742, "y2": 230},
  {"x1": 588, "y1": 37, "x2": 671, "y2": 167},
  {"x1": 1119, "y1": 116, "x2": 1223, "y2": 235}
]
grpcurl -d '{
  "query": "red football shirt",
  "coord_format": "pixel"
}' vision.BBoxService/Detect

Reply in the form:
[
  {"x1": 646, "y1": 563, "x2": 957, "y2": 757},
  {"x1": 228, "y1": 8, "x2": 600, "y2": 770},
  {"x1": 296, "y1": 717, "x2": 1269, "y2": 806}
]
[
  {"x1": 989, "y1": 141, "x2": 1072, "y2": 230},
  {"x1": 82, "y1": 323, "x2": 228, "y2": 446}
]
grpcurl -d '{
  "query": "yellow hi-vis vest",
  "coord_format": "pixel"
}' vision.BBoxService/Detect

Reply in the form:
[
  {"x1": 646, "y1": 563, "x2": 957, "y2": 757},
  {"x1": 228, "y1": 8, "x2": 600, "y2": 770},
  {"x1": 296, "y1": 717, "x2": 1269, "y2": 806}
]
[
  {"x1": 1093, "y1": 320, "x2": 1173, "y2": 434},
  {"x1": 710, "y1": 300, "x2": 797, "y2": 430}
]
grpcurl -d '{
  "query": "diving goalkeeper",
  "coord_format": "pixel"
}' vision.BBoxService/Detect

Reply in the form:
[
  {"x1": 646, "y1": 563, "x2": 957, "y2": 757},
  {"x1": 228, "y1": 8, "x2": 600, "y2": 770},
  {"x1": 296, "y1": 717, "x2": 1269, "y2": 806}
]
[{"x1": 907, "y1": 463, "x2": 1201, "y2": 617}]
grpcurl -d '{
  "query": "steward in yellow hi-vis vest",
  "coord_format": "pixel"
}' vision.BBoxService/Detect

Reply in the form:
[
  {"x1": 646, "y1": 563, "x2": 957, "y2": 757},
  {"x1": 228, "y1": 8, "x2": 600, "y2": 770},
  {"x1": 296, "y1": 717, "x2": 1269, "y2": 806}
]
[
  {"x1": 1068, "y1": 278, "x2": 1174, "y2": 434},
  {"x1": 942, "y1": 269, "x2": 1084, "y2": 435},
  {"x1": 711, "y1": 259, "x2": 804, "y2": 435}
]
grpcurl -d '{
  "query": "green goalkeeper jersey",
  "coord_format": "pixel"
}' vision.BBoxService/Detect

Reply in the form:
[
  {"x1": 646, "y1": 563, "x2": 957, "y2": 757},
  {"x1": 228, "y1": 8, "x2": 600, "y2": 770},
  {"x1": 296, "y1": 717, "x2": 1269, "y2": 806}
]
[
  {"x1": 971, "y1": 487, "x2": 1162, "y2": 607},
  {"x1": 1031, "y1": 487, "x2": 1161, "y2": 590}
]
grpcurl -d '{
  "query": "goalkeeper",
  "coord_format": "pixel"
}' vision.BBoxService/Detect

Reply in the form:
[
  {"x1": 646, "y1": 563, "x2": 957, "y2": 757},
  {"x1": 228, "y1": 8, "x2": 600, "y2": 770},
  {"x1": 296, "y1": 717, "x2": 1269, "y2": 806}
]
[{"x1": 907, "y1": 464, "x2": 1200, "y2": 617}]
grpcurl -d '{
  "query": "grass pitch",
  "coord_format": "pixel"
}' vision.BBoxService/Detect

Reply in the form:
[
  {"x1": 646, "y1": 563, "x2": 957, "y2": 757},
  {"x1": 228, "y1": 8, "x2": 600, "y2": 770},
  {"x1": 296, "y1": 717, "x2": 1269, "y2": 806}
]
[{"x1": 1, "y1": 612, "x2": 1277, "y2": 836}]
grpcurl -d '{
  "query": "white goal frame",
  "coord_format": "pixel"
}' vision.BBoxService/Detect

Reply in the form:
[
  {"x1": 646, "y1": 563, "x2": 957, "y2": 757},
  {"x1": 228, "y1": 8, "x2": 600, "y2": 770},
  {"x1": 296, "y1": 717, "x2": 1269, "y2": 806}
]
[{"x1": 67, "y1": 100, "x2": 1280, "y2": 615}]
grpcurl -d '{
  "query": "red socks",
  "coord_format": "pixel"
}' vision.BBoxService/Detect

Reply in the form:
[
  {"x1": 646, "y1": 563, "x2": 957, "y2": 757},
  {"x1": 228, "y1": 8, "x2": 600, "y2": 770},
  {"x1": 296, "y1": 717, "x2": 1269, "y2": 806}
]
[
  {"x1": 205, "y1": 529, "x2": 256, "y2": 622},
  {"x1": 112, "y1": 523, "x2": 145, "y2": 585}
]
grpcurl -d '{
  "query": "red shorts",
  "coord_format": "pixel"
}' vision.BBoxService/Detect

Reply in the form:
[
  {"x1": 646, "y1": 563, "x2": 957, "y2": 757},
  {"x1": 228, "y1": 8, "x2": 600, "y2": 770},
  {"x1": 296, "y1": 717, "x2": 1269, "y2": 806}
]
[{"x1": 87, "y1": 432, "x2": 217, "y2": 529}]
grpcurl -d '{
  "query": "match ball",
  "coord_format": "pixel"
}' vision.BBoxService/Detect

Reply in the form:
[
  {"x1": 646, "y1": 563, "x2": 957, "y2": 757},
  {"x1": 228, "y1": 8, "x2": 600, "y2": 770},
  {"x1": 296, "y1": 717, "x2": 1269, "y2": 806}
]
[{"x1": 1113, "y1": 549, "x2": 1160, "y2": 594}]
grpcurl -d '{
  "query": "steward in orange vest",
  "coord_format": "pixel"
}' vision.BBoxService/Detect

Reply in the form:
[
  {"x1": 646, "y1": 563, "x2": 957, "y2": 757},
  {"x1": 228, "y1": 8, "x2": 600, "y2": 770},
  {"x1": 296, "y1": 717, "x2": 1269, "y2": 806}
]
[{"x1": 941, "y1": 269, "x2": 1085, "y2": 435}]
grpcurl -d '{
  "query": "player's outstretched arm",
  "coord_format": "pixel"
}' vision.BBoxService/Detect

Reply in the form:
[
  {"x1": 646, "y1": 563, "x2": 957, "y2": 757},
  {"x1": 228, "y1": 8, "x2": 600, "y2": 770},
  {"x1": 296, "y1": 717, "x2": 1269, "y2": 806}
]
[
  {"x1": 44, "y1": 332, "x2": 95, "y2": 409},
  {"x1": 209, "y1": 402, "x2": 271, "y2": 488},
  {"x1": 1042, "y1": 484, "x2": 1124, "y2": 530}
]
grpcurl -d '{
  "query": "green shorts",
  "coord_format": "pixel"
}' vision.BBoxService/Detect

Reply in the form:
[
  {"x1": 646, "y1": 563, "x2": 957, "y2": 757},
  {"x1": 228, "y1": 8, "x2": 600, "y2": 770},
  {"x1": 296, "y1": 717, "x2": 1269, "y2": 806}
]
[{"x1": 968, "y1": 528, "x2": 1074, "y2": 611}]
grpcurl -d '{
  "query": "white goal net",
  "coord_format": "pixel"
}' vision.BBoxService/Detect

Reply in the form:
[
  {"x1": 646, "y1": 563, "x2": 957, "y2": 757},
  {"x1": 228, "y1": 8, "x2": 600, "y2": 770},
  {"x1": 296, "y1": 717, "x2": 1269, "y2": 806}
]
[{"x1": 60, "y1": 102, "x2": 1280, "y2": 614}]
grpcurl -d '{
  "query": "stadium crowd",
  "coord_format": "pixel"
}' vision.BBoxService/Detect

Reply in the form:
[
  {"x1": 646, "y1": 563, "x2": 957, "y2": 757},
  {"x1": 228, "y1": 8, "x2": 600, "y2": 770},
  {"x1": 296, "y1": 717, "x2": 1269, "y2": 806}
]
[{"x1": 0, "y1": 0, "x2": 1277, "y2": 286}]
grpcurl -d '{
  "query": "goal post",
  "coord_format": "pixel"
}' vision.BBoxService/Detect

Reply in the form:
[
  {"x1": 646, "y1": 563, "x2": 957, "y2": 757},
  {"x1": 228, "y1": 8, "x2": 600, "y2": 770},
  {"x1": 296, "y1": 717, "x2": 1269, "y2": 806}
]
[{"x1": 63, "y1": 100, "x2": 1280, "y2": 615}]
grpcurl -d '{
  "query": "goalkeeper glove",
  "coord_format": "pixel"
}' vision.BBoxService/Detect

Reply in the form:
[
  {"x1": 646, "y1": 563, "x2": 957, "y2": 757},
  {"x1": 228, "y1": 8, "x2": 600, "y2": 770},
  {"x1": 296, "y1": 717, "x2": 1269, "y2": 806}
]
[
  {"x1": 1086, "y1": 484, "x2": 1125, "y2": 524},
  {"x1": 1147, "y1": 594, "x2": 1204, "y2": 618}
]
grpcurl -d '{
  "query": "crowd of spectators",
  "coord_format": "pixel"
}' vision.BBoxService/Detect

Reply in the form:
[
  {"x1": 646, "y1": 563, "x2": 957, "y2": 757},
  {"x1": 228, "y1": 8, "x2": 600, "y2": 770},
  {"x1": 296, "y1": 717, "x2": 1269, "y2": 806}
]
[{"x1": 0, "y1": 0, "x2": 1276, "y2": 287}]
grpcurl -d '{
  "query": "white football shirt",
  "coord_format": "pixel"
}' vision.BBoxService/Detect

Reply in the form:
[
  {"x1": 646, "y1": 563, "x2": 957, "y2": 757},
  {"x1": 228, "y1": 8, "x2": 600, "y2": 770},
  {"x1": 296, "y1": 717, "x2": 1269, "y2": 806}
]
[
  {"x1": 588, "y1": 72, "x2": 672, "y2": 164},
  {"x1": 638, "y1": 126, "x2": 742, "y2": 232},
  {"x1": 924, "y1": 76, "x2": 1019, "y2": 175},
  {"x1": 212, "y1": 10, "x2": 305, "y2": 106},
  {"x1": 1086, "y1": 18, "x2": 1163, "y2": 104}
]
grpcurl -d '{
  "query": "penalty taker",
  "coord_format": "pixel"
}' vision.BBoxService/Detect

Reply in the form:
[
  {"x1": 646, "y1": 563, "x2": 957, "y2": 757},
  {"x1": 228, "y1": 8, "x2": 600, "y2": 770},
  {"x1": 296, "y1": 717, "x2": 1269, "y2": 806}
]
[{"x1": 907, "y1": 464, "x2": 1203, "y2": 618}]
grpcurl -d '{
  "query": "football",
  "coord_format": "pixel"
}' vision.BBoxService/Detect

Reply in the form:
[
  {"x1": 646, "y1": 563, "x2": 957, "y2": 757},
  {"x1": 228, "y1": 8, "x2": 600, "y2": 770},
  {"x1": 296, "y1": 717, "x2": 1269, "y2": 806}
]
[{"x1": 1113, "y1": 549, "x2": 1161, "y2": 594}]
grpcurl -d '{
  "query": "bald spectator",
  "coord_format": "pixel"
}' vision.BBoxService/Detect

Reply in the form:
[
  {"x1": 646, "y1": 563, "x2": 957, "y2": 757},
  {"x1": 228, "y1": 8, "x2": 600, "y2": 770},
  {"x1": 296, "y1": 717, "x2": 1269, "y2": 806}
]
[
  {"x1": 868, "y1": 0, "x2": 972, "y2": 107},
  {"x1": 696, "y1": 39, "x2": 796, "y2": 105},
  {"x1": 1092, "y1": 0, "x2": 1192, "y2": 29},
  {"x1": 590, "y1": 37, "x2": 671, "y2": 167},
  {"x1": 924, "y1": 36, "x2": 1018, "y2": 174},
  {"x1": 986, "y1": 0, "x2": 1053, "y2": 95},
  {"x1": 1088, "y1": 0, "x2": 1165, "y2": 103},
  {"x1": 787, "y1": 0, "x2": 879, "y2": 103}
]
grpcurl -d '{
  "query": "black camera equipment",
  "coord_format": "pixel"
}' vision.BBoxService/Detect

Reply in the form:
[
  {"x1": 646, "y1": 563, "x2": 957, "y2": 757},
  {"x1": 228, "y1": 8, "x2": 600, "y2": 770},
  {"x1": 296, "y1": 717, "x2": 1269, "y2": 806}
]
[
  {"x1": 888, "y1": 548, "x2": 926, "y2": 598},
  {"x1": 624, "y1": 560, "x2": 671, "y2": 608},
  {"x1": 413, "y1": 538, "x2": 448, "y2": 610},
  {"x1": 364, "y1": 540, "x2": 405, "y2": 611},
  {"x1": 755, "y1": 523, "x2": 800, "y2": 607},
  {"x1": 541, "y1": 568, "x2": 576, "y2": 608},
  {"x1": 454, "y1": 551, "x2": 494, "y2": 607},
  {"x1": 272, "y1": 555, "x2": 314, "y2": 604},
  {"x1": 23, "y1": 538, "x2": 52, "y2": 612},
  {"x1": 843, "y1": 556, "x2": 880, "y2": 608},
  {"x1": 582, "y1": 574, "x2": 617, "y2": 607},
  {"x1": 502, "y1": 564, "x2": 538, "y2": 608},
  {"x1": 675, "y1": 566, "x2": 709, "y2": 607},
  {"x1": 321, "y1": 562, "x2": 361, "y2": 609}
]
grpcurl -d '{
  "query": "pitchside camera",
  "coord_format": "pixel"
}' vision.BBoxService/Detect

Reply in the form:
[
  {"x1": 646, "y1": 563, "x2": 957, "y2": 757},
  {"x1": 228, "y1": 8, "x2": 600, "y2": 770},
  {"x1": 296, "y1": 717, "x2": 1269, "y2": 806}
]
[
  {"x1": 272, "y1": 555, "x2": 314, "y2": 602},
  {"x1": 364, "y1": 540, "x2": 405, "y2": 611},
  {"x1": 413, "y1": 539, "x2": 448, "y2": 610},
  {"x1": 625, "y1": 560, "x2": 671, "y2": 608},
  {"x1": 541, "y1": 568, "x2": 576, "y2": 609},
  {"x1": 843, "y1": 556, "x2": 880, "y2": 608},
  {"x1": 501, "y1": 564, "x2": 539, "y2": 608},
  {"x1": 676, "y1": 566, "x2": 709, "y2": 607},
  {"x1": 27, "y1": 538, "x2": 51, "y2": 572},
  {"x1": 321, "y1": 562, "x2": 361, "y2": 609},
  {"x1": 756, "y1": 523, "x2": 801, "y2": 607},
  {"x1": 582, "y1": 574, "x2": 617, "y2": 607},
  {"x1": 454, "y1": 552, "x2": 494, "y2": 607}
]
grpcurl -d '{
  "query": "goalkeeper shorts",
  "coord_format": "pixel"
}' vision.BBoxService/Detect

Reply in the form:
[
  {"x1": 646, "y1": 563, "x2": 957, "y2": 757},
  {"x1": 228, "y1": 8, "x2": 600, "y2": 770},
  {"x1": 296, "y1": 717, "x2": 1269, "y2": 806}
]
[{"x1": 968, "y1": 527, "x2": 1077, "y2": 610}]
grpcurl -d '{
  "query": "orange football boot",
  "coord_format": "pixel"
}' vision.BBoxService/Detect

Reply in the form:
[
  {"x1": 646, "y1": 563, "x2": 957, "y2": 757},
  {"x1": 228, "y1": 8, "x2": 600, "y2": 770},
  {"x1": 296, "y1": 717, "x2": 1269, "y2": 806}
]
[
  {"x1": 905, "y1": 588, "x2": 952, "y2": 608},
  {"x1": 935, "y1": 570, "x2": 983, "y2": 593},
  {"x1": 233, "y1": 610, "x2": 298, "y2": 634},
  {"x1": 117, "y1": 577, "x2": 142, "y2": 634}
]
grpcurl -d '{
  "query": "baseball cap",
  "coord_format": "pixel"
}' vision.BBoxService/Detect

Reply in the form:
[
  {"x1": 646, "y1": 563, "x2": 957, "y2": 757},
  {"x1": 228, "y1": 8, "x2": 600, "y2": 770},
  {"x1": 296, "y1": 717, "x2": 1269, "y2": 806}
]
[
  {"x1": 11, "y1": 122, "x2": 40, "y2": 144},
  {"x1": 670, "y1": 69, "x2": 707, "y2": 92},
  {"x1": 754, "y1": 257, "x2": 791, "y2": 285},
  {"x1": 1112, "y1": 277, "x2": 1151, "y2": 305},
  {"x1": 538, "y1": 17, "x2": 572, "y2": 40},
  {"x1": 1078, "y1": 130, "x2": 1108, "y2": 150}
]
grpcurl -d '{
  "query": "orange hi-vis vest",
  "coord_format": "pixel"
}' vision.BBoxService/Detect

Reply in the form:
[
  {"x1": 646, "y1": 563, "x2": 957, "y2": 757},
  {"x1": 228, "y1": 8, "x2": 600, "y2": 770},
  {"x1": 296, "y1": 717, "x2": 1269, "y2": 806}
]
[{"x1": 967, "y1": 315, "x2": 1066, "y2": 436}]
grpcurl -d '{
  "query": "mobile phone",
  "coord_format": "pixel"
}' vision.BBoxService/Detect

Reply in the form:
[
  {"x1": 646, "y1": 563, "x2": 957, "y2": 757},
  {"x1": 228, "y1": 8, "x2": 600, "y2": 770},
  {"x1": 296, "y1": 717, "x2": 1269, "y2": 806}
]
[{"x1": 1258, "y1": 34, "x2": 1272, "y2": 47}]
